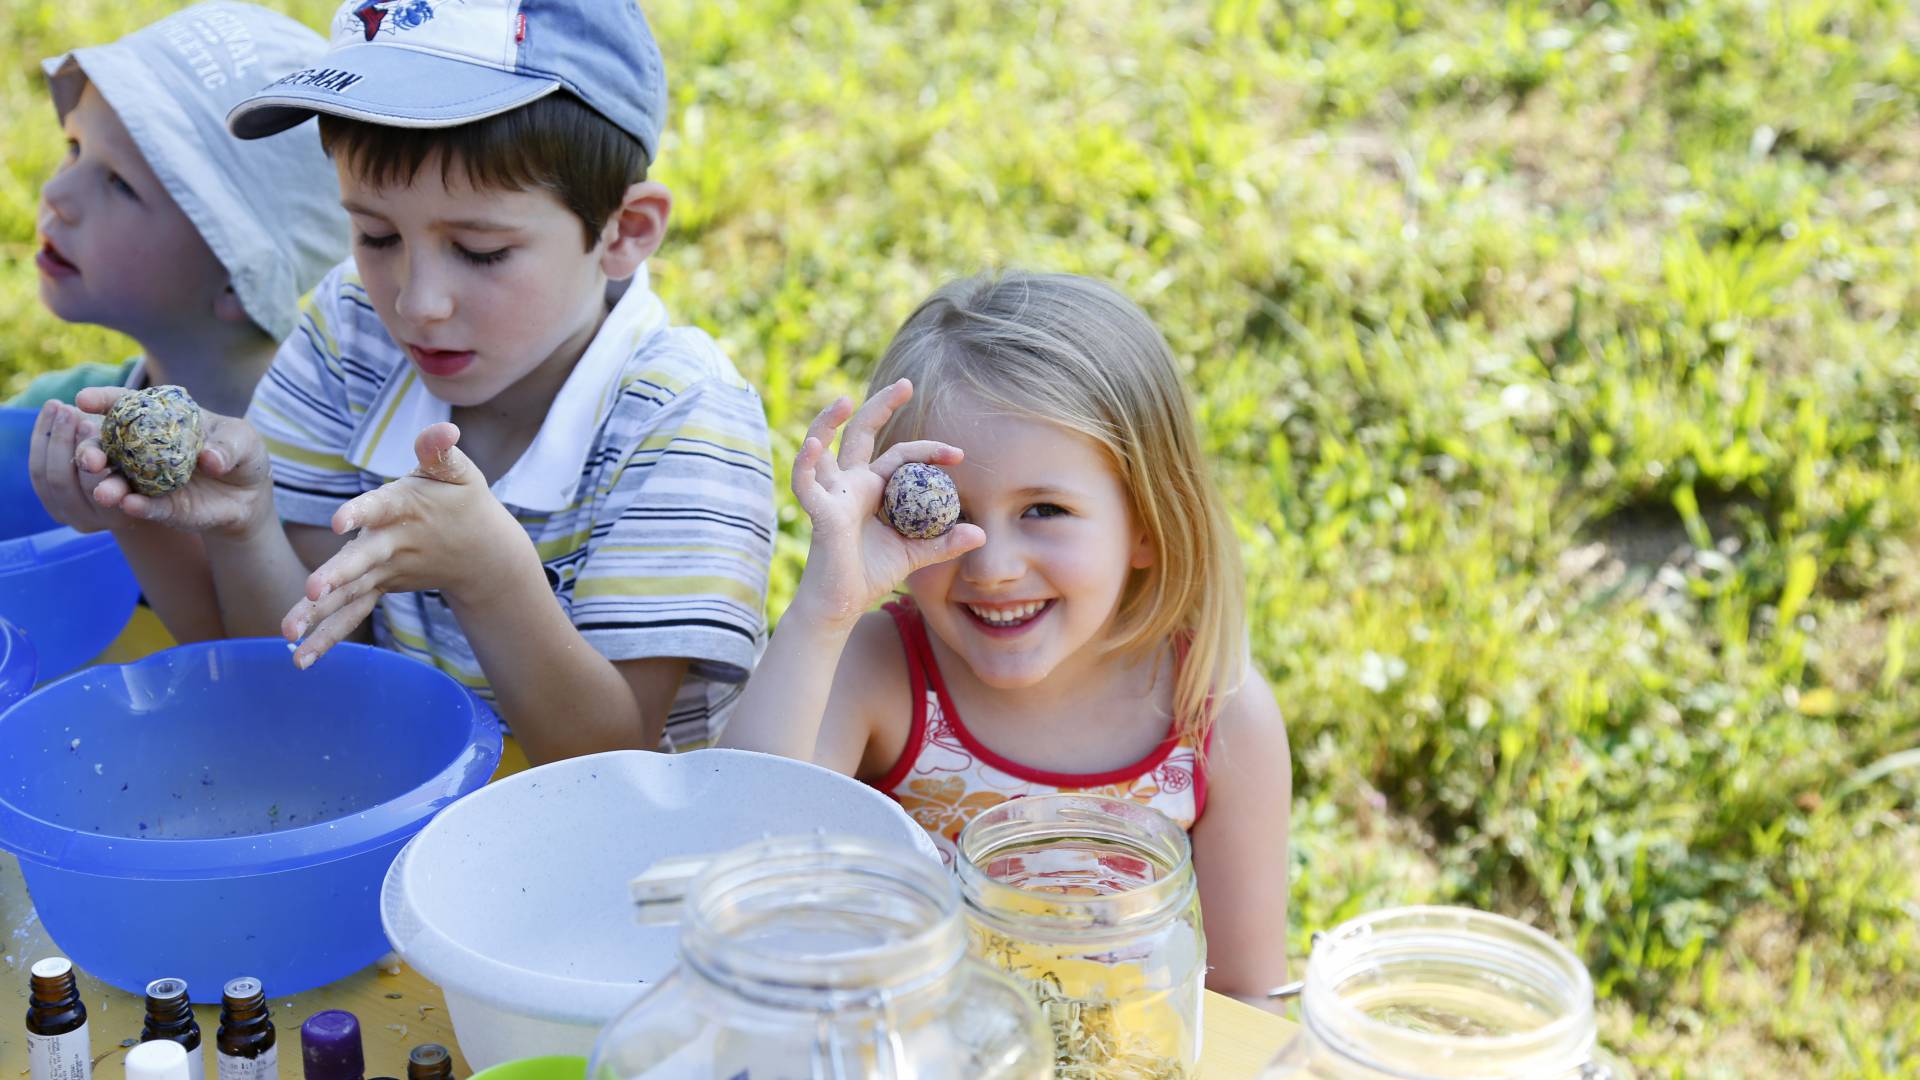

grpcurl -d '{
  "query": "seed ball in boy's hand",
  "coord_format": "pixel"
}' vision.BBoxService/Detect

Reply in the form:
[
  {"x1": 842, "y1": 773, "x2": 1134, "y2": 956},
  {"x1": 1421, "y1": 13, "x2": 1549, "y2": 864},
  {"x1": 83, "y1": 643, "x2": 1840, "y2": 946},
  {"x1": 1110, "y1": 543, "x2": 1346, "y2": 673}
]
[
  {"x1": 100, "y1": 385, "x2": 205, "y2": 496},
  {"x1": 882, "y1": 462, "x2": 960, "y2": 539}
]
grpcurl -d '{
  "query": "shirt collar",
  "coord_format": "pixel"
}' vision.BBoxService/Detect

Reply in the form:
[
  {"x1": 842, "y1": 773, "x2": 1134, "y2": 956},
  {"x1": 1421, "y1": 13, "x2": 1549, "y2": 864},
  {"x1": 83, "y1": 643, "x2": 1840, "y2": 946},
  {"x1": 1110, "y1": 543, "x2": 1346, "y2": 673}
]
[{"x1": 345, "y1": 266, "x2": 668, "y2": 512}]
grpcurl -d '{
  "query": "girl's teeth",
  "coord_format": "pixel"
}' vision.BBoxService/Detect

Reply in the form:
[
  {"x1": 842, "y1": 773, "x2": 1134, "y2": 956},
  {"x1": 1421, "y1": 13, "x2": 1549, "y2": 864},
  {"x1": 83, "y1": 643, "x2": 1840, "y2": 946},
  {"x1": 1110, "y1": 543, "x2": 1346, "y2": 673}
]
[{"x1": 968, "y1": 601, "x2": 1046, "y2": 625}]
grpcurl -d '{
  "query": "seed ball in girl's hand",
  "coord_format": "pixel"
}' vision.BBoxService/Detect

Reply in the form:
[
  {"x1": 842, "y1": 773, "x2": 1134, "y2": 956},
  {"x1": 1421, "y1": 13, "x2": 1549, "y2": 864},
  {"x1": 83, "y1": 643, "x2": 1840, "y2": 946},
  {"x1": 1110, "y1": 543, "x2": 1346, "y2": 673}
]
[
  {"x1": 882, "y1": 462, "x2": 960, "y2": 539},
  {"x1": 100, "y1": 385, "x2": 204, "y2": 496}
]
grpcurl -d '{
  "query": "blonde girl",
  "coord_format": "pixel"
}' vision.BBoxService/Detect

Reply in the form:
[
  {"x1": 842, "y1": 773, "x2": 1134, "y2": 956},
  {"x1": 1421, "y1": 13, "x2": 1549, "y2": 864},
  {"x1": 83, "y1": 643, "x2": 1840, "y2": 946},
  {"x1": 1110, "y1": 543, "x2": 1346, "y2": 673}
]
[{"x1": 723, "y1": 271, "x2": 1291, "y2": 999}]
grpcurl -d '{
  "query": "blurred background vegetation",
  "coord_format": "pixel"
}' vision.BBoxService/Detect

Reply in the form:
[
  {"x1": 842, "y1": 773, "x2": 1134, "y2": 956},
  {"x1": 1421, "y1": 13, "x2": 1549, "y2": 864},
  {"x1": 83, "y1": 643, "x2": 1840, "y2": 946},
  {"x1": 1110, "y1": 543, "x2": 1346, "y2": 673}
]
[{"x1": 5, "y1": 1, "x2": 1918, "y2": 1074}]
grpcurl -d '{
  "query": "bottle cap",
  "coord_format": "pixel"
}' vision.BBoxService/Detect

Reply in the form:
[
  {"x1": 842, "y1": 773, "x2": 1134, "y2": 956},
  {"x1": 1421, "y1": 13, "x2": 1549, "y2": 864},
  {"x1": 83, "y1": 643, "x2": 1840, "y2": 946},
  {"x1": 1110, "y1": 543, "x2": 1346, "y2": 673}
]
[
  {"x1": 222, "y1": 977, "x2": 263, "y2": 1001},
  {"x1": 301, "y1": 1010, "x2": 365, "y2": 1080},
  {"x1": 30, "y1": 957, "x2": 72, "y2": 979},
  {"x1": 126, "y1": 1040, "x2": 191, "y2": 1080},
  {"x1": 407, "y1": 1045, "x2": 449, "y2": 1069},
  {"x1": 146, "y1": 977, "x2": 189, "y2": 1001}
]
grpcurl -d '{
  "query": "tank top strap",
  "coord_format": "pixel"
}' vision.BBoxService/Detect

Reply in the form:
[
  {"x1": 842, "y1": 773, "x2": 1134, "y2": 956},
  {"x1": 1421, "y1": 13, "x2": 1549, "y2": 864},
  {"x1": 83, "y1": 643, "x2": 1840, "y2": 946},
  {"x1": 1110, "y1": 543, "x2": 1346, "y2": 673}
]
[{"x1": 871, "y1": 599, "x2": 934, "y2": 793}]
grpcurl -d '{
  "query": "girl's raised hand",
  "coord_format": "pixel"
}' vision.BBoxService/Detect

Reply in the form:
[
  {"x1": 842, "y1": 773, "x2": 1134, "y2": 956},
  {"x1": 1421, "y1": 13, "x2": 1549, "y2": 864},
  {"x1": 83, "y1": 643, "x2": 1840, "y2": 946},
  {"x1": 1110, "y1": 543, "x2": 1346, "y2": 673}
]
[{"x1": 789, "y1": 379, "x2": 984, "y2": 627}]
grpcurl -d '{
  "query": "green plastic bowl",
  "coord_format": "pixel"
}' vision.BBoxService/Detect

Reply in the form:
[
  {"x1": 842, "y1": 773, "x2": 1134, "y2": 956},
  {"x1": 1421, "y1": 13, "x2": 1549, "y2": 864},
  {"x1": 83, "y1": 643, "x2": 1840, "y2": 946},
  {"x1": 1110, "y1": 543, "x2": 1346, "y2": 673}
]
[{"x1": 468, "y1": 1056, "x2": 586, "y2": 1080}]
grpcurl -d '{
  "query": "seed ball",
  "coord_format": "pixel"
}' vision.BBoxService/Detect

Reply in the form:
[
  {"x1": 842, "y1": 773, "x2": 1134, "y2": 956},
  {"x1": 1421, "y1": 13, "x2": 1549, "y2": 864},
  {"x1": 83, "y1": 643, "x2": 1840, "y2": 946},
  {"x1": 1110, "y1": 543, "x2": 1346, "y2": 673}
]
[
  {"x1": 882, "y1": 462, "x2": 960, "y2": 539},
  {"x1": 100, "y1": 385, "x2": 204, "y2": 496}
]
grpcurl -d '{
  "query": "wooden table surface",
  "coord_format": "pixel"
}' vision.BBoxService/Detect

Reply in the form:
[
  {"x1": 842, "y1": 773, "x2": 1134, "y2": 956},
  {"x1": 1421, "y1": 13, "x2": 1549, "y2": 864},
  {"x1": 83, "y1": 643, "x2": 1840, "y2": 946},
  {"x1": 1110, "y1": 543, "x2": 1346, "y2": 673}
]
[{"x1": 1, "y1": 613, "x2": 1298, "y2": 1077}]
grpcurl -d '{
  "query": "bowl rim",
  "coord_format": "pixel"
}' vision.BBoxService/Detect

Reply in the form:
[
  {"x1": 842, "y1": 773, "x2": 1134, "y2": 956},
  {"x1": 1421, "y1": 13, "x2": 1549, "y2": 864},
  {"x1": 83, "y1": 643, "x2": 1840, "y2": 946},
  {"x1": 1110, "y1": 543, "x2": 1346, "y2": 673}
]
[
  {"x1": 380, "y1": 747, "x2": 940, "y2": 1024},
  {"x1": 0, "y1": 638, "x2": 503, "y2": 877},
  {"x1": 0, "y1": 617, "x2": 34, "y2": 712}
]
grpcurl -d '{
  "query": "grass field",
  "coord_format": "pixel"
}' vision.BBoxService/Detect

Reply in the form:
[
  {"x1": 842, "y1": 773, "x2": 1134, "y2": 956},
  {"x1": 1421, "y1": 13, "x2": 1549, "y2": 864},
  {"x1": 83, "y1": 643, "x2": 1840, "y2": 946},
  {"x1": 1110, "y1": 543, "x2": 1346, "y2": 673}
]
[{"x1": 5, "y1": 1, "x2": 1919, "y2": 1075}]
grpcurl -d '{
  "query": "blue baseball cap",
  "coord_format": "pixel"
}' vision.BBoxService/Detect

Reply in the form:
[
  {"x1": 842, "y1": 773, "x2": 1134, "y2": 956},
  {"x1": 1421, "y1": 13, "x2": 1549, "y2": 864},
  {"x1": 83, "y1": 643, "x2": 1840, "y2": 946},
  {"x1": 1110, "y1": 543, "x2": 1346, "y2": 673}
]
[{"x1": 227, "y1": 0, "x2": 666, "y2": 163}]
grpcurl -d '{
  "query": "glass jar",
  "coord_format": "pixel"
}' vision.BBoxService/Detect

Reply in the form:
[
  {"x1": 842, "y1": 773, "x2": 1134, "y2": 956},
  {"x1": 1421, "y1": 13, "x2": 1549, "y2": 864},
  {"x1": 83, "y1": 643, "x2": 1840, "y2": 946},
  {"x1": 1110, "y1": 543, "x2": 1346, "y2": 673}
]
[
  {"x1": 956, "y1": 794, "x2": 1206, "y2": 1079},
  {"x1": 1260, "y1": 907, "x2": 1614, "y2": 1080},
  {"x1": 588, "y1": 834, "x2": 1053, "y2": 1080}
]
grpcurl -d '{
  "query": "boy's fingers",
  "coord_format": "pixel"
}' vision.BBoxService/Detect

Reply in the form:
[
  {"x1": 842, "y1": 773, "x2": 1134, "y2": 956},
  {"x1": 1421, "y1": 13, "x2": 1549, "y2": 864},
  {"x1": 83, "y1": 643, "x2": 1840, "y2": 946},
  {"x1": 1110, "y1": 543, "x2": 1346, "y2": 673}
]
[
  {"x1": 73, "y1": 386, "x2": 131, "y2": 416},
  {"x1": 837, "y1": 379, "x2": 911, "y2": 470},
  {"x1": 334, "y1": 487, "x2": 402, "y2": 534},
  {"x1": 304, "y1": 535, "x2": 388, "y2": 605},
  {"x1": 292, "y1": 590, "x2": 379, "y2": 671},
  {"x1": 869, "y1": 440, "x2": 963, "y2": 479},
  {"x1": 411, "y1": 422, "x2": 481, "y2": 486}
]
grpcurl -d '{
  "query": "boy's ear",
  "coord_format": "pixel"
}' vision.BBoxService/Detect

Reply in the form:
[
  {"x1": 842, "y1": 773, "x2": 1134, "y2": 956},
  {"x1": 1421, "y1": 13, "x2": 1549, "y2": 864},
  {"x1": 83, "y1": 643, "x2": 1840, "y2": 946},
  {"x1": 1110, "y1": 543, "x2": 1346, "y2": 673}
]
[
  {"x1": 599, "y1": 180, "x2": 672, "y2": 280},
  {"x1": 213, "y1": 285, "x2": 250, "y2": 326}
]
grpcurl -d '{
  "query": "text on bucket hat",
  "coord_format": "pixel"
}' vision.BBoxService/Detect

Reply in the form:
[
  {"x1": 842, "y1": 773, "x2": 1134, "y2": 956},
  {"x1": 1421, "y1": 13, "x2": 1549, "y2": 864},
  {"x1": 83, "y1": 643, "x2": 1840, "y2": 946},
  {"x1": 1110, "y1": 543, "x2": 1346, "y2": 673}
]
[{"x1": 43, "y1": 1, "x2": 350, "y2": 342}]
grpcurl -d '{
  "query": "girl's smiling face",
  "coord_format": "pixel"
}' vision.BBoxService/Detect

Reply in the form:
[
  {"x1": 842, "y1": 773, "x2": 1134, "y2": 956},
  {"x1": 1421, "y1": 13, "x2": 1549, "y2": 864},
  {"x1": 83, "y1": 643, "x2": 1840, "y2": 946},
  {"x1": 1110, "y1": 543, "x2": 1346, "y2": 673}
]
[{"x1": 904, "y1": 391, "x2": 1153, "y2": 692}]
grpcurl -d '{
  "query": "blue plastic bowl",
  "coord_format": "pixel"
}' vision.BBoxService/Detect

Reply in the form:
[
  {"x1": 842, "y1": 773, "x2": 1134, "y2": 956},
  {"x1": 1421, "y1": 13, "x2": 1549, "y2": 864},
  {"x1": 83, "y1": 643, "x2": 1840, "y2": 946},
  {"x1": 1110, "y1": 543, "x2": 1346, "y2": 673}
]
[
  {"x1": 0, "y1": 616, "x2": 34, "y2": 713},
  {"x1": 0, "y1": 639, "x2": 502, "y2": 1002},
  {"x1": 0, "y1": 406, "x2": 140, "y2": 678}
]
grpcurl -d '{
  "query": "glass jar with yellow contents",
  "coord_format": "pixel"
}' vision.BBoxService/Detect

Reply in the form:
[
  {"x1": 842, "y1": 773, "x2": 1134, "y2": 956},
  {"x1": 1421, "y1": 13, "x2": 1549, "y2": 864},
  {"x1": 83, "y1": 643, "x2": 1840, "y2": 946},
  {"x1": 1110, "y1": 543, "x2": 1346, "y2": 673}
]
[
  {"x1": 956, "y1": 794, "x2": 1205, "y2": 1080},
  {"x1": 1260, "y1": 907, "x2": 1617, "y2": 1080}
]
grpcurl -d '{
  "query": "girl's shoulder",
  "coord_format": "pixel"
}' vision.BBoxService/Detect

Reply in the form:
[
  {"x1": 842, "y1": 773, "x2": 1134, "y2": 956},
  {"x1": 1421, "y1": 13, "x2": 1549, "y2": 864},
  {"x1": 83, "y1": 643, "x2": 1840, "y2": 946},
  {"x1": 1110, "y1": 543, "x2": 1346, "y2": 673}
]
[{"x1": 1206, "y1": 665, "x2": 1288, "y2": 771}]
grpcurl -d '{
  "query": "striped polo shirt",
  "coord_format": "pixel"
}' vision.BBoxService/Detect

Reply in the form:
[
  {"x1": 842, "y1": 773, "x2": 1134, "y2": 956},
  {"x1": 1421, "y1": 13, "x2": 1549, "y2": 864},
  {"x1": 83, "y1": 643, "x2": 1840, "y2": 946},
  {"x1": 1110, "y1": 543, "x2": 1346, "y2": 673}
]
[{"x1": 246, "y1": 261, "x2": 774, "y2": 749}]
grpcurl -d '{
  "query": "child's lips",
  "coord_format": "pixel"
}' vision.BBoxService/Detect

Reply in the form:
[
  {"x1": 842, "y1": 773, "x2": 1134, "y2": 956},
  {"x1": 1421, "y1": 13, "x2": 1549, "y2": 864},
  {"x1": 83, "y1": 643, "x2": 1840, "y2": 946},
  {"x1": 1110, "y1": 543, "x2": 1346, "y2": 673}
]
[
  {"x1": 407, "y1": 343, "x2": 476, "y2": 378},
  {"x1": 35, "y1": 241, "x2": 78, "y2": 279}
]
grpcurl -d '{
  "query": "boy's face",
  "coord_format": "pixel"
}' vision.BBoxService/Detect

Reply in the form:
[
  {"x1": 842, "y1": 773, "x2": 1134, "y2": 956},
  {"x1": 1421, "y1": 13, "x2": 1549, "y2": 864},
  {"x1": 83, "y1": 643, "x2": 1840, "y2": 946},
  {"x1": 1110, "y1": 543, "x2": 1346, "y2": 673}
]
[
  {"x1": 36, "y1": 83, "x2": 231, "y2": 339},
  {"x1": 337, "y1": 156, "x2": 614, "y2": 411}
]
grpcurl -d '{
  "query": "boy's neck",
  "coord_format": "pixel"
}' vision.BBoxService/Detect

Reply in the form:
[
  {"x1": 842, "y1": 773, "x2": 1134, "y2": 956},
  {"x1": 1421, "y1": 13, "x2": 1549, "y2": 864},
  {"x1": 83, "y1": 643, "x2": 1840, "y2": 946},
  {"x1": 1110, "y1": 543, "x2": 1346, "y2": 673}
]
[{"x1": 138, "y1": 324, "x2": 277, "y2": 417}]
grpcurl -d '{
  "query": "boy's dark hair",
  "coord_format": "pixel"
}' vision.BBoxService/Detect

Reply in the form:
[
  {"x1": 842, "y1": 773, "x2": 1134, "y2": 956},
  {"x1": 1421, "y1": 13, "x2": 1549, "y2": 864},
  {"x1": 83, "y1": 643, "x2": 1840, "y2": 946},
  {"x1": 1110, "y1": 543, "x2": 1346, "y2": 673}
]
[{"x1": 318, "y1": 91, "x2": 647, "y2": 250}]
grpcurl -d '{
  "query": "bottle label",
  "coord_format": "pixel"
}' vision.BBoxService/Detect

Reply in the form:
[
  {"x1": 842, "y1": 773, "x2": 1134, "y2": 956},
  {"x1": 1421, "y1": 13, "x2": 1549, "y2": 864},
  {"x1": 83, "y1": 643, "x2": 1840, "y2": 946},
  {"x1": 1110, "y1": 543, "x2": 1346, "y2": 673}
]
[
  {"x1": 28, "y1": 1022, "x2": 92, "y2": 1080},
  {"x1": 216, "y1": 1044, "x2": 276, "y2": 1080},
  {"x1": 185, "y1": 1043, "x2": 206, "y2": 1080}
]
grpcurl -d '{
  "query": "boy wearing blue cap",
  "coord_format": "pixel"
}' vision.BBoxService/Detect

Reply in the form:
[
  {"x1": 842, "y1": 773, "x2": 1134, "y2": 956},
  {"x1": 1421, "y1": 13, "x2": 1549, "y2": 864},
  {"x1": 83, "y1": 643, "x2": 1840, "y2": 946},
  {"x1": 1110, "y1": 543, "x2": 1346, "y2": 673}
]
[
  {"x1": 22, "y1": 1, "x2": 349, "y2": 641},
  {"x1": 75, "y1": 0, "x2": 776, "y2": 763}
]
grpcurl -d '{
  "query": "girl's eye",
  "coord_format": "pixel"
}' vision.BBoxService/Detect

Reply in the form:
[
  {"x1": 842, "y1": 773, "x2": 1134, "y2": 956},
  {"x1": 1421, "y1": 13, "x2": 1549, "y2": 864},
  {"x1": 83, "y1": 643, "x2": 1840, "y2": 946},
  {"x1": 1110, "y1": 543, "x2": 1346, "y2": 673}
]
[
  {"x1": 63, "y1": 140, "x2": 79, "y2": 159},
  {"x1": 356, "y1": 232, "x2": 400, "y2": 251},
  {"x1": 1023, "y1": 503, "x2": 1069, "y2": 519},
  {"x1": 455, "y1": 244, "x2": 509, "y2": 267},
  {"x1": 107, "y1": 172, "x2": 139, "y2": 200}
]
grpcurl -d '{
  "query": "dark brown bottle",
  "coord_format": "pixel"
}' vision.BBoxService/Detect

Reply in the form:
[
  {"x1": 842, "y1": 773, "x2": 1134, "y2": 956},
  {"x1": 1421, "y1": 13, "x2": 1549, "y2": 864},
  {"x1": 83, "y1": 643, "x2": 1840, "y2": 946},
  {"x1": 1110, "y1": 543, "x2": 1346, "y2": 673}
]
[
  {"x1": 404, "y1": 1045, "x2": 452, "y2": 1080},
  {"x1": 25, "y1": 957, "x2": 91, "y2": 1080},
  {"x1": 215, "y1": 978, "x2": 278, "y2": 1080},
  {"x1": 141, "y1": 978, "x2": 205, "y2": 1080}
]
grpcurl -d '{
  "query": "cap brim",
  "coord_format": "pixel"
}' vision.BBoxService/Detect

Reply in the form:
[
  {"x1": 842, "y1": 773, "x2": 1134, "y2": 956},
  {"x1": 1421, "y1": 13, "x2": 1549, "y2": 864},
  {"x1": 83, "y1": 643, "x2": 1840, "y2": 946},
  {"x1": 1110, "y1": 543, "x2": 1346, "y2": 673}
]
[{"x1": 227, "y1": 43, "x2": 557, "y2": 139}]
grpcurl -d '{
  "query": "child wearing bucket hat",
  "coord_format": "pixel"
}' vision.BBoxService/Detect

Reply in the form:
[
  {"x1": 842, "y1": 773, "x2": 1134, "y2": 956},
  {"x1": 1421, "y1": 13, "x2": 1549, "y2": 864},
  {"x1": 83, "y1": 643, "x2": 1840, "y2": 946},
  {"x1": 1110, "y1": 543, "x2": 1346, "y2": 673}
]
[
  {"x1": 73, "y1": 0, "x2": 775, "y2": 765},
  {"x1": 21, "y1": 2, "x2": 350, "y2": 641}
]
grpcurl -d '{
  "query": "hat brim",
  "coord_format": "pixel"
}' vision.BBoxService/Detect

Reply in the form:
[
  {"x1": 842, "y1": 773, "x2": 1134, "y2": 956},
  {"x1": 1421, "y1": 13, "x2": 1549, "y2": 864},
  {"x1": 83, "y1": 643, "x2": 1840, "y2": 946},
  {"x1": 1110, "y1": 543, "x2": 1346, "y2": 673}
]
[{"x1": 227, "y1": 43, "x2": 558, "y2": 139}]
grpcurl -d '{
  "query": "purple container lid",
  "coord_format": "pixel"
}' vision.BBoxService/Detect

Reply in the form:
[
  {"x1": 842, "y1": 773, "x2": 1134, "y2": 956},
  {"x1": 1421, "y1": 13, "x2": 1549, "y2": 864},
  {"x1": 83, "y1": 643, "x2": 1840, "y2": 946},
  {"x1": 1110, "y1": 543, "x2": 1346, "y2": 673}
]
[{"x1": 300, "y1": 1010, "x2": 364, "y2": 1080}]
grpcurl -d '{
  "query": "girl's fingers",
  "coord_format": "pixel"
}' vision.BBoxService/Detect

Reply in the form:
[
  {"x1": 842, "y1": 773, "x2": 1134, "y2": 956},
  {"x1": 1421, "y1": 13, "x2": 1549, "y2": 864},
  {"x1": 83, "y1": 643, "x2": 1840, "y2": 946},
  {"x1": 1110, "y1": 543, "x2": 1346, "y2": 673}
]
[
  {"x1": 804, "y1": 396, "x2": 855, "y2": 450},
  {"x1": 836, "y1": 379, "x2": 911, "y2": 470},
  {"x1": 904, "y1": 523, "x2": 987, "y2": 573},
  {"x1": 292, "y1": 588, "x2": 380, "y2": 670},
  {"x1": 90, "y1": 472, "x2": 133, "y2": 511},
  {"x1": 791, "y1": 436, "x2": 825, "y2": 499},
  {"x1": 869, "y1": 440, "x2": 963, "y2": 479}
]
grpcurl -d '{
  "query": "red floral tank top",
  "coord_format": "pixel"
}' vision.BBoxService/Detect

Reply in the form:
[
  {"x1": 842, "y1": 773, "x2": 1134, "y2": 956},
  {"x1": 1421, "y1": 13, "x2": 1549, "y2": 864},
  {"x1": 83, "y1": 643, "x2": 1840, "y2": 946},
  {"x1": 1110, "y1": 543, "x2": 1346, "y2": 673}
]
[{"x1": 872, "y1": 599, "x2": 1209, "y2": 865}]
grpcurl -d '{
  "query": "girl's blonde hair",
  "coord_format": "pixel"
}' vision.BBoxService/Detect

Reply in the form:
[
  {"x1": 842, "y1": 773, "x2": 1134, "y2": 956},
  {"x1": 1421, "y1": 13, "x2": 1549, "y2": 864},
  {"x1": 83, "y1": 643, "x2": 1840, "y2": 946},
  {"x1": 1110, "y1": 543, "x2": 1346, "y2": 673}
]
[{"x1": 871, "y1": 271, "x2": 1246, "y2": 746}]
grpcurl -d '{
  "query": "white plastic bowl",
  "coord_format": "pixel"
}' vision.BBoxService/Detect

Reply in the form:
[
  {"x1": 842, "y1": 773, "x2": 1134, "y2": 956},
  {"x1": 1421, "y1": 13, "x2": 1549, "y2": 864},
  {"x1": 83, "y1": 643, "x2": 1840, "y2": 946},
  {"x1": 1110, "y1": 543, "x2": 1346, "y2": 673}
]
[{"x1": 380, "y1": 748, "x2": 938, "y2": 1069}]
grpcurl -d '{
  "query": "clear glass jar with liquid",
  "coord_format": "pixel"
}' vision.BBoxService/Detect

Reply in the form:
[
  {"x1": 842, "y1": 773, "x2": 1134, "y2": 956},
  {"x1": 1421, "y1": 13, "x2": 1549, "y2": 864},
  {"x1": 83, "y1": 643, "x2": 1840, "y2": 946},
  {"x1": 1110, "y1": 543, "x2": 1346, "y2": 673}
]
[
  {"x1": 588, "y1": 834, "x2": 1053, "y2": 1080},
  {"x1": 956, "y1": 794, "x2": 1206, "y2": 1079},
  {"x1": 1260, "y1": 906, "x2": 1615, "y2": 1080}
]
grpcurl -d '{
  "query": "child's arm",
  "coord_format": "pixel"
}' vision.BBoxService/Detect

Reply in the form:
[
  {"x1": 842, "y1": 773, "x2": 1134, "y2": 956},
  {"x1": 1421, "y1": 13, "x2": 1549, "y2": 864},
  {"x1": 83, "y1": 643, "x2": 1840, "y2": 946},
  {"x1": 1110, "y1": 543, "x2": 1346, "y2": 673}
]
[
  {"x1": 722, "y1": 380, "x2": 983, "y2": 767},
  {"x1": 1190, "y1": 669, "x2": 1293, "y2": 1006},
  {"x1": 280, "y1": 422, "x2": 678, "y2": 763},
  {"x1": 70, "y1": 387, "x2": 347, "y2": 640},
  {"x1": 28, "y1": 399, "x2": 224, "y2": 642}
]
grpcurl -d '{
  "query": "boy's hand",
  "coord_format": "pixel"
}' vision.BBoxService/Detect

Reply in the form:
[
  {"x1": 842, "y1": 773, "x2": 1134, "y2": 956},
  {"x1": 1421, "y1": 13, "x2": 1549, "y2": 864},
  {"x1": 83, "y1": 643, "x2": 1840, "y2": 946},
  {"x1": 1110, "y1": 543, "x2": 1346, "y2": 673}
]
[
  {"x1": 282, "y1": 422, "x2": 535, "y2": 669},
  {"x1": 71, "y1": 387, "x2": 276, "y2": 539},
  {"x1": 789, "y1": 379, "x2": 984, "y2": 629},
  {"x1": 28, "y1": 401, "x2": 116, "y2": 534}
]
